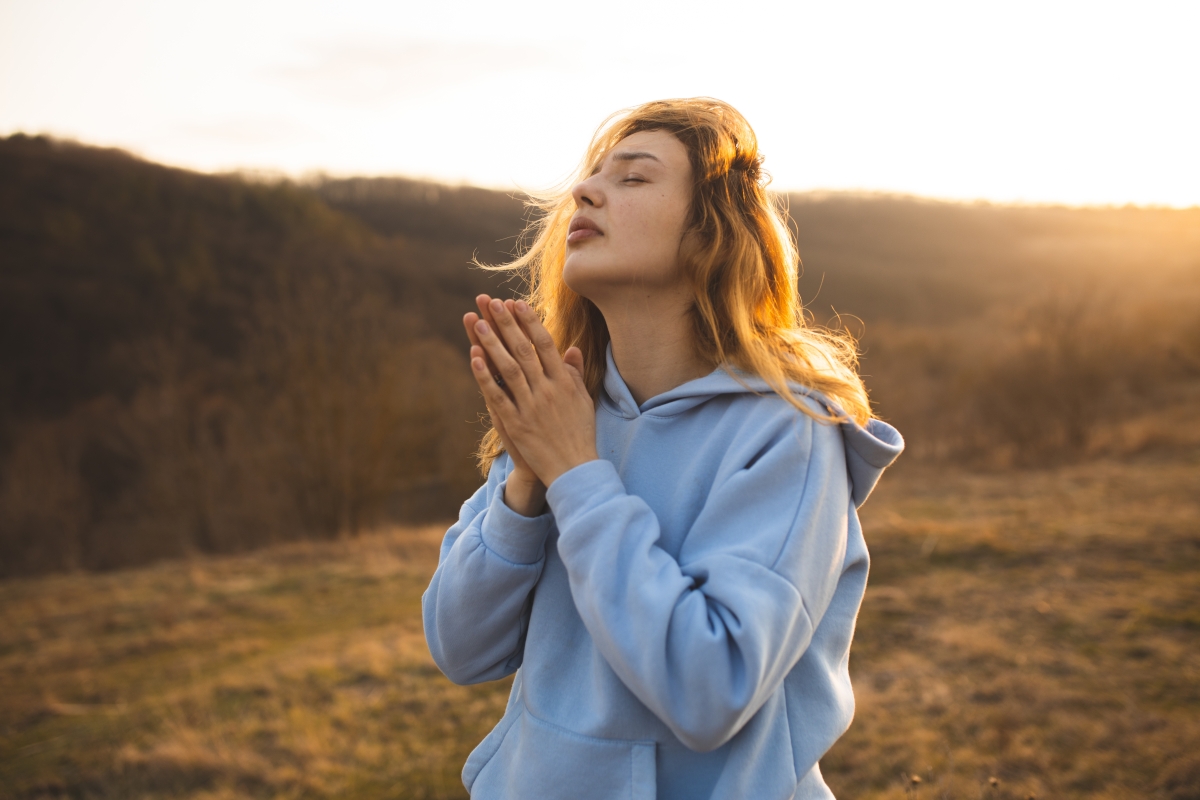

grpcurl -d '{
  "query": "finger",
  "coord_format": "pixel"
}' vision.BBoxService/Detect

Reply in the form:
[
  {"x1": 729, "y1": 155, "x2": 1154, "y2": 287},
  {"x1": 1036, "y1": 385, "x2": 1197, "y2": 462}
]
[
  {"x1": 475, "y1": 297, "x2": 514, "y2": 367},
  {"x1": 488, "y1": 298, "x2": 544, "y2": 386},
  {"x1": 463, "y1": 311, "x2": 481, "y2": 346},
  {"x1": 476, "y1": 294, "x2": 501, "y2": 336},
  {"x1": 474, "y1": 296, "x2": 500, "y2": 343},
  {"x1": 464, "y1": 312, "x2": 487, "y2": 353},
  {"x1": 505, "y1": 299, "x2": 556, "y2": 383},
  {"x1": 464, "y1": 313, "x2": 504, "y2": 389},
  {"x1": 474, "y1": 317, "x2": 532, "y2": 401},
  {"x1": 513, "y1": 299, "x2": 566, "y2": 380},
  {"x1": 471, "y1": 344, "x2": 513, "y2": 400},
  {"x1": 471, "y1": 354, "x2": 518, "y2": 415},
  {"x1": 505, "y1": 300, "x2": 539, "y2": 352}
]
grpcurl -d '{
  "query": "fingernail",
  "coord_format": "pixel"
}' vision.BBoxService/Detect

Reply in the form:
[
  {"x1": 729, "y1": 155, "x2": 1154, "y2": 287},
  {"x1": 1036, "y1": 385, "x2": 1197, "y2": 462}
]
[
  {"x1": 477, "y1": 321, "x2": 490, "y2": 334},
  {"x1": 491, "y1": 299, "x2": 504, "y2": 312},
  {"x1": 472, "y1": 357, "x2": 485, "y2": 370},
  {"x1": 516, "y1": 300, "x2": 528, "y2": 312}
]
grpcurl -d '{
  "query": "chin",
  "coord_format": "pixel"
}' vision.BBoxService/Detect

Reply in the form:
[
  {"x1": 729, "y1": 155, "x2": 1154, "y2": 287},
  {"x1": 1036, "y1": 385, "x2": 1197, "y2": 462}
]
[
  {"x1": 562, "y1": 256, "x2": 611, "y2": 299},
  {"x1": 564, "y1": 251, "x2": 675, "y2": 300}
]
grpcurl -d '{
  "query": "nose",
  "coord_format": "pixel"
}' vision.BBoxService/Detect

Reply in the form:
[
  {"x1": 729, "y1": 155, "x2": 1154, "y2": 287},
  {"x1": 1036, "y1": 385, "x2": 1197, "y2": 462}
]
[{"x1": 571, "y1": 173, "x2": 603, "y2": 208}]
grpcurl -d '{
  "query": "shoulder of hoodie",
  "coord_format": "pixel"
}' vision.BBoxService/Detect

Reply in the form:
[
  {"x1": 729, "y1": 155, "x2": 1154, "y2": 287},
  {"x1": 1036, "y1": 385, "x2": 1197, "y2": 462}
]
[
  {"x1": 708, "y1": 367, "x2": 849, "y2": 428},
  {"x1": 694, "y1": 376, "x2": 851, "y2": 464},
  {"x1": 668, "y1": 386, "x2": 853, "y2": 569}
]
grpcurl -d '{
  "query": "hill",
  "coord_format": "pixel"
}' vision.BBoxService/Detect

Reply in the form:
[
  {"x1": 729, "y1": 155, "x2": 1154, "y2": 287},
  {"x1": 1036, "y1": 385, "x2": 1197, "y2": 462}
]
[
  {"x1": 786, "y1": 192, "x2": 1200, "y2": 325},
  {"x1": 1, "y1": 134, "x2": 1198, "y2": 575},
  {"x1": 0, "y1": 135, "x2": 520, "y2": 428},
  {"x1": 313, "y1": 173, "x2": 1200, "y2": 328},
  {"x1": 0, "y1": 136, "x2": 517, "y2": 575}
]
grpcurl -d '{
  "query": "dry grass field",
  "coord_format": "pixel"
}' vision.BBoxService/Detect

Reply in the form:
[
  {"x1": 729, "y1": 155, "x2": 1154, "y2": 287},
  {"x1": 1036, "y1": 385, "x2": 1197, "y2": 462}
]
[{"x1": 2, "y1": 452, "x2": 1198, "y2": 800}]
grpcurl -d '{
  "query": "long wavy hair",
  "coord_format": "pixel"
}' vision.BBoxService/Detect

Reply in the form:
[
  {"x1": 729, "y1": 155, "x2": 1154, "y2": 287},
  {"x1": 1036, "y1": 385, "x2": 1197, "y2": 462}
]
[{"x1": 476, "y1": 97, "x2": 872, "y2": 475}]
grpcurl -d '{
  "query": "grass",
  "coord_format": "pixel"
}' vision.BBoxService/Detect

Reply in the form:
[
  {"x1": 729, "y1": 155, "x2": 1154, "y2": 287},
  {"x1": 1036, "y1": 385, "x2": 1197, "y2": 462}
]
[
  {"x1": 0, "y1": 528, "x2": 507, "y2": 799},
  {"x1": 2, "y1": 453, "x2": 1198, "y2": 799},
  {"x1": 830, "y1": 453, "x2": 1200, "y2": 800}
]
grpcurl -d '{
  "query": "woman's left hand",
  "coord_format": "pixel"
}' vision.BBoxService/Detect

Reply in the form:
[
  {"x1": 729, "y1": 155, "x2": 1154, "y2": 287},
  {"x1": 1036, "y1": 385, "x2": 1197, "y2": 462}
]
[{"x1": 470, "y1": 295, "x2": 598, "y2": 488}]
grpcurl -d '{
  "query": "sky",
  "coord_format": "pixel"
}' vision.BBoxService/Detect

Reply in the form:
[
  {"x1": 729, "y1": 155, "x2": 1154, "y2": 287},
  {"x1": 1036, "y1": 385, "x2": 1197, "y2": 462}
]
[{"x1": 1, "y1": 0, "x2": 1198, "y2": 207}]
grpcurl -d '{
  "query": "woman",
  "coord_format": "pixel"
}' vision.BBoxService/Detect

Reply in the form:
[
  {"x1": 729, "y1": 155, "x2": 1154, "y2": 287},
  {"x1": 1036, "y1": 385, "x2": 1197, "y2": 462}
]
[{"x1": 422, "y1": 98, "x2": 903, "y2": 800}]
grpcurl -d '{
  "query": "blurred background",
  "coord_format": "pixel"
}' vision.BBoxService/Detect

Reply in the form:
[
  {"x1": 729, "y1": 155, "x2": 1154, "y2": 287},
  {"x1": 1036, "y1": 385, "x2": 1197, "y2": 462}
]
[{"x1": 1, "y1": 1, "x2": 1198, "y2": 798}]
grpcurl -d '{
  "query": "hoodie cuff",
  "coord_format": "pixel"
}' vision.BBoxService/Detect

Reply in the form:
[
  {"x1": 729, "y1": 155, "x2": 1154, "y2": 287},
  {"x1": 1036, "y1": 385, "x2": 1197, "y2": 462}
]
[
  {"x1": 479, "y1": 478, "x2": 554, "y2": 565},
  {"x1": 545, "y1": 459, "x2": 625, "y2": 534}
]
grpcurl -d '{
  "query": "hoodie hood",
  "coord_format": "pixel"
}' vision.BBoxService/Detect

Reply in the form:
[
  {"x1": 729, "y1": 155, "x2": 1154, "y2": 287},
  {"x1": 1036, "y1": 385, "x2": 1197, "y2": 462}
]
[{"x1": 599, "y1": 342, "x2": 904, "y2": 507}]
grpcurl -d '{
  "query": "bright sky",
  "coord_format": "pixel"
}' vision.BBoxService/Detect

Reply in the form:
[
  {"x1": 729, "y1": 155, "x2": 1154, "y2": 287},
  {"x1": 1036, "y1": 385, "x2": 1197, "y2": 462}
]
[{"x1": 2, "y1": 0, "x2": 1197, "y2": 207}]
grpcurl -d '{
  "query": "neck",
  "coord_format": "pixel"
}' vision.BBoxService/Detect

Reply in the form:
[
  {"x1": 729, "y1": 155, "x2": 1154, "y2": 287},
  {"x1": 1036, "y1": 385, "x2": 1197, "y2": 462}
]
[{"x1": 590, "y1": 284, "x2": 713, "y2": 406}]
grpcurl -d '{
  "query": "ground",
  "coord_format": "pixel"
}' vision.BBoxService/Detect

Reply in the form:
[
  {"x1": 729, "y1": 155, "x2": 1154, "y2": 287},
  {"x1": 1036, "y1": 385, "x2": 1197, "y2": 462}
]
[{"x1": 2, "y1": 452, "x2": 1198, "y2": 799}]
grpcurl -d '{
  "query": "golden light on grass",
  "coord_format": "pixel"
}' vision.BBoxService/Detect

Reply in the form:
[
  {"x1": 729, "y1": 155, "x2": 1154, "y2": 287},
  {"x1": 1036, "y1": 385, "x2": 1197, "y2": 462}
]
[{"x1": 2, "y1": 456, "x2": 1198, "y2": 797}]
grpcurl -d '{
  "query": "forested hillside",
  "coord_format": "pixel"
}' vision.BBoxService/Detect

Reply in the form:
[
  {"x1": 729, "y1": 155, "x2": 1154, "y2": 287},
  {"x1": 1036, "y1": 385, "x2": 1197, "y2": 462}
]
[
  {"x1": 786, "y1": 192, "x2": 1200, "y2": 325},
  {"x1": 0, "y1": 136, "x2": 515, "y2": 575},
  {"x1": 2, "y1": 134, "x2": 1198, "y2": 576}
]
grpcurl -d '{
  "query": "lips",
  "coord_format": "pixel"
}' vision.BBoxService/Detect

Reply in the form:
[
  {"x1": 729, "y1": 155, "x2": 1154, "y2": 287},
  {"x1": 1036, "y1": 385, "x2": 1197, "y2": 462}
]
[{"x1": 567, "y1": 216, "x2": 602, "y2": 243}]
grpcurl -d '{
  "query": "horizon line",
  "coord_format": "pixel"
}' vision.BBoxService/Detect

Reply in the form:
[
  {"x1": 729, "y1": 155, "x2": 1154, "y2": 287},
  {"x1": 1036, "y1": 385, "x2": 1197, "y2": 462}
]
[{"x1": 6, "y1": 130, "x2": 1198, "y2": 213}]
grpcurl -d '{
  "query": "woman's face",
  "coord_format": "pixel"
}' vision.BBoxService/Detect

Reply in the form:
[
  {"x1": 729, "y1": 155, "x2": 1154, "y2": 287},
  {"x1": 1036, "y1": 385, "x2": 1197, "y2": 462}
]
[{"x1": 562, "y1": 129, "x2": 694, "y2": 301}]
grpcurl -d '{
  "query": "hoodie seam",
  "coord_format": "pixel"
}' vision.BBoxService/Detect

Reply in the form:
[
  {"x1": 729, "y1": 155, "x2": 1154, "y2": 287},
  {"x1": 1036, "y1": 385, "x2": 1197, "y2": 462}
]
[
  {"x1": 768, "y1": 414, "x2": 816, "y2": 574},
  {"x1": 641, "y1": 401, "x2": 716, "y2": 419},
  {"x1": 600, "y1": 402, "x2": 635, "y2": 421},
  {"x1": 644, "y1": 387, "x2": 829, "y2": 421},
  {"x1": 474, "y1": 532, "x2": 547, "y2": 570}
]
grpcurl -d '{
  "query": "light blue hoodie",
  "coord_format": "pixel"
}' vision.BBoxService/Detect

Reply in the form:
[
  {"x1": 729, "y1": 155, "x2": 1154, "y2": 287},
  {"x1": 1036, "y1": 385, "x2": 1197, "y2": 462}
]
[{"x1": 423, "y1": 343, "x2": 904, "y2": 800}]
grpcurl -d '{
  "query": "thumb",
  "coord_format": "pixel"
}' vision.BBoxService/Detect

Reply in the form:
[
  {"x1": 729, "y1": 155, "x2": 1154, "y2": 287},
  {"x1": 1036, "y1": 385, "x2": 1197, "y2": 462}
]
[
  {"x1": 563, "y1": 346, "x2": 587, "y2": 390},
  {"x1": 563, "y1": 346, "x2": 585, "y2": 373}
]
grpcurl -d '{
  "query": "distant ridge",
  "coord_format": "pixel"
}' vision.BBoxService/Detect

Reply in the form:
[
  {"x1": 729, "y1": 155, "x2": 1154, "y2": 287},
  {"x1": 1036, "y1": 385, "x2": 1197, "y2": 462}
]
[{"x1": 2, "y1": 134, "x2": 1198, "y2": 575}]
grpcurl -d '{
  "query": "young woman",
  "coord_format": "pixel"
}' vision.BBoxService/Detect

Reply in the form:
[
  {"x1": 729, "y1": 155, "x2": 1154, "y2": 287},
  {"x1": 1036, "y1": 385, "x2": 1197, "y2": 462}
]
[{"x1": 422, "y1": 98, "x2": 903, "y2": 800}]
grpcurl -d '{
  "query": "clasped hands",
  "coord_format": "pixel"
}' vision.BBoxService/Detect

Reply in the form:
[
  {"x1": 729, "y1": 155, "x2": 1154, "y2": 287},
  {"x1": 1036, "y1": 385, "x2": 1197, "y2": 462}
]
[{"x1": 464, "y1": 294, "x2": 598, "y2": 516}]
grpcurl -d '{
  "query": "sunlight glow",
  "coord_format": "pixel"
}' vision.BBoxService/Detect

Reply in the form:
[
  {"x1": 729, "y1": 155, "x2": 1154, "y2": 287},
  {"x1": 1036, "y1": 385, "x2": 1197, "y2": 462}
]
[{"x1": 1, "y1": 0, "x2": 1197, "y2": 206}]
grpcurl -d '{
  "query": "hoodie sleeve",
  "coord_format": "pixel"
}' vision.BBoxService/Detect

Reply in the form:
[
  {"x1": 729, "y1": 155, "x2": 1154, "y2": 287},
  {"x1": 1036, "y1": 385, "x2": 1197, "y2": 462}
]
[
  {"x1": 546, "y1": 410, "x2": 852, "y2": 752},
  {"x1": 422, "y1": 453, "x2": 556, "y2": 685}
]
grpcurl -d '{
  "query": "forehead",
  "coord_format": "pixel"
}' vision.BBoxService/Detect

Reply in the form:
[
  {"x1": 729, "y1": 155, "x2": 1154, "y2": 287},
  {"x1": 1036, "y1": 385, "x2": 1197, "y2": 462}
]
[{"x1": 602, "y1": 129, "x2": 690, "y2": 171}]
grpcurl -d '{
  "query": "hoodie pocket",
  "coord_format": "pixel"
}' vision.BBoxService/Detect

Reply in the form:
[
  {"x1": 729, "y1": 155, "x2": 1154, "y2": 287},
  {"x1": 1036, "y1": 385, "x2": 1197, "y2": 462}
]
[{"x1": 465, "y1": 703, "x2": 657, "y2": 800}]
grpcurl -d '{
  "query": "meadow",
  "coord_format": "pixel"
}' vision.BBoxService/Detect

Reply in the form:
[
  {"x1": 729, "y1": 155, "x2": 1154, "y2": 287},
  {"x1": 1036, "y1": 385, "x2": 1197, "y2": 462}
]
[{"x1": 3, "y1": 451, "x2": 1198, "y2": 799}]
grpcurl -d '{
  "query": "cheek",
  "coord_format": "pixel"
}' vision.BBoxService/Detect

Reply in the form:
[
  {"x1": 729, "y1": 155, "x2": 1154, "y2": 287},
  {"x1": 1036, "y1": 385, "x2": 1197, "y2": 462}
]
[
  {"x1": 561, "y1": 193, "x2": 691, "y2": 293},
  {"x1": 615, "y1": 198, "x2": 687, "y2": 267}
]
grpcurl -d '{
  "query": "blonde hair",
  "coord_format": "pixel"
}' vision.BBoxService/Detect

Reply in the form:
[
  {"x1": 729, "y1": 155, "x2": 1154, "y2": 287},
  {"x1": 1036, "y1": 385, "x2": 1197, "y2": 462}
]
[{"x1": 477, "y1": 97, "x2": 872, "y2": 475}]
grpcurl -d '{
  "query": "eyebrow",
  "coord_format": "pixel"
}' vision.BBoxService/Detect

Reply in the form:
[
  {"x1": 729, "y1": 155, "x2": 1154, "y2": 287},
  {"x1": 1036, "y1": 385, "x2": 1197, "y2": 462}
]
[{"x1": 610, "y1": 151, "x2": 662, "y2": 164}]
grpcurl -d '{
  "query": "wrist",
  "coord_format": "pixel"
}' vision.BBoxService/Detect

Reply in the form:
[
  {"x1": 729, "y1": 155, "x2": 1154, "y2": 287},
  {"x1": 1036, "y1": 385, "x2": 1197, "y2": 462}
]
[
  {"x1": 503, "y1": 472, "x2": 547, "y2": 517},
  {"x1": 541, "y1": 450, "x2": 600, "y2": 489}
]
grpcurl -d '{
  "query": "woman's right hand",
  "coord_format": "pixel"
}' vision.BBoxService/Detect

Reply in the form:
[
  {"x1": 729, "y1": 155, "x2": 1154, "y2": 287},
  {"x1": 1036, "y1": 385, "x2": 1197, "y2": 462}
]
[{"x1": 463, "y1": 296, "x2": 547, "y2": 517}]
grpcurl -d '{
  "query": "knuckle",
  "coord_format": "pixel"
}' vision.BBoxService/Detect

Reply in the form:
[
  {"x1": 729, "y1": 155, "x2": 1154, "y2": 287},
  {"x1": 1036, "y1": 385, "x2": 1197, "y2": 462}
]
[{"x1": 501, "y1": 362, "x2": 521, "y2": 378}]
